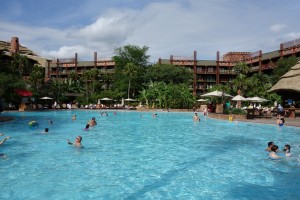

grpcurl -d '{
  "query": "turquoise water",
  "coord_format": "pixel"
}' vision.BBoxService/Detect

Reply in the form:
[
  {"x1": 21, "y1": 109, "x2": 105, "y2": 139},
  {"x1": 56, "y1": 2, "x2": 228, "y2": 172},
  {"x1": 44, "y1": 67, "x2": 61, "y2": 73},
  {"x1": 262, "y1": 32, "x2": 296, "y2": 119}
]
[{"x1": 0, "y1": 110, "x2": 300, "y2": 199}]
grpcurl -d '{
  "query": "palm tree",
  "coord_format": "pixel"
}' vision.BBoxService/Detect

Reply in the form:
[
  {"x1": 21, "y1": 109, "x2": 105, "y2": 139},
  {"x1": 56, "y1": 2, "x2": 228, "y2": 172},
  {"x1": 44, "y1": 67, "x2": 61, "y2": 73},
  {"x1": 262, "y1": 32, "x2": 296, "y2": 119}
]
[{"x1": 123, "y1": 63, "x2": 138, "y2": 98}]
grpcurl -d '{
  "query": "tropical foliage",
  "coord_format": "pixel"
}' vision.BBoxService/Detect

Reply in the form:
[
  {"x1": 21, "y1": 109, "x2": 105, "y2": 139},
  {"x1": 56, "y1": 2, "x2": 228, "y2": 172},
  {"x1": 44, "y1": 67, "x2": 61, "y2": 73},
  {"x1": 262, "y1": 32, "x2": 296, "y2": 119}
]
[{"x1": 0, "y1": 46, "x2": 297, "y2": 110}]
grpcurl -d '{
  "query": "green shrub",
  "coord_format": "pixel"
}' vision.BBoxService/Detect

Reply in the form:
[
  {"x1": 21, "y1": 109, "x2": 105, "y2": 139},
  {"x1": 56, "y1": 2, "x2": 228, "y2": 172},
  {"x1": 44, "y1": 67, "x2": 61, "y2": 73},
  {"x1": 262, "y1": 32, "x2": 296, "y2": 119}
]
[{"x1": 224, "y1": 108, "x2": 246, "y2": 115}]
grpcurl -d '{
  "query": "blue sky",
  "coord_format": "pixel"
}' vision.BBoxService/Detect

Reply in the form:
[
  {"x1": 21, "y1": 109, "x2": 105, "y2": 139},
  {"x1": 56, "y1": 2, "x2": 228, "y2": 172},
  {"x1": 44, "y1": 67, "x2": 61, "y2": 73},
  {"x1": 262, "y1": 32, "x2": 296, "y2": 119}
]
[{"x1": 1, "y1": 0, "x2": 300, "y2": 62}]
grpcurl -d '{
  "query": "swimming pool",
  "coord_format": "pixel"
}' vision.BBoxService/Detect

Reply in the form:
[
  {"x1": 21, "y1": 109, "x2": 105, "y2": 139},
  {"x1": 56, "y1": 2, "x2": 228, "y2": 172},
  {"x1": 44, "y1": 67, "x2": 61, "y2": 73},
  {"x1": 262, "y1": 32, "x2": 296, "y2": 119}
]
[{"x1": 1, "y1": 110, "x2": 300, "y2": 199}]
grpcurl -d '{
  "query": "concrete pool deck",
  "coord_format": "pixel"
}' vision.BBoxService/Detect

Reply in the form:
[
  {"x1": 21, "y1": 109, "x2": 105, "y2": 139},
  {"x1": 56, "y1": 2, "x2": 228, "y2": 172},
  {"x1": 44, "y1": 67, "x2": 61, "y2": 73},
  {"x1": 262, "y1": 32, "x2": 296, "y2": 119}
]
[{"x1": 208, "y1": 113, "x2": 300, "y2": 127}]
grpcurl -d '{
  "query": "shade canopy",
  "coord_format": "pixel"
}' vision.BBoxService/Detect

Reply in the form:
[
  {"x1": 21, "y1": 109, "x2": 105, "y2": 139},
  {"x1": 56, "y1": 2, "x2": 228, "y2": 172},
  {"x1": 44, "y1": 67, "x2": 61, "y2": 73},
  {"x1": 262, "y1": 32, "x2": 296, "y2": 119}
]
[
  {"x1": 15, "y1": 89, "x2": 32, "y2": 97},
  {"x1": 269, "y1": 61, "x2": 300, "y2": 93},
  {"x1": 125, "y1": 98, "x2": 135, "y2": 101},
  {"x1": 197, "y1": 99, "x2": 208, "y2": 102},
  {"x1": 247, "y1": 96, "x2": 269, "y2": 102},
  {"x1": 39, "y1": 97, "x2": 53, "y2": 100},
  {"x1": 201, "y1": 90, "x2": 233, "y2": 98},
  {"x1": 231, "y1": 95, "x2": 247, "y2": 101},
  {"x1": 100, "y1": 97, "x2": 112, "y2": 101}
]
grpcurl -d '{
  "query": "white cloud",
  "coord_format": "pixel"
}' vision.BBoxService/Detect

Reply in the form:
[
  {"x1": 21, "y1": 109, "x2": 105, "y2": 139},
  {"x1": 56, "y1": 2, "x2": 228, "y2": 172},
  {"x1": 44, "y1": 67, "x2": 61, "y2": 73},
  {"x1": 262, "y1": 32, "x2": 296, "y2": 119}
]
[
  {"x1": 286, "y1": 32, "x2": 300, "y2": 40},
  {"x1": 1, "y1": 0, "x2": 300, "y2": 62},
  {"x1": 270, "y1": 24, "x2": 286, "y2": 33}
]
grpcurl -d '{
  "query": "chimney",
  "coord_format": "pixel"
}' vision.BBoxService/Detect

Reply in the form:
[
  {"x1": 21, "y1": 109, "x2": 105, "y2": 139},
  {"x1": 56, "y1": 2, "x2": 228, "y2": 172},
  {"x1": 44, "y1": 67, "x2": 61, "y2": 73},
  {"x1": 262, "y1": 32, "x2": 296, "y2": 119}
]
[{"x1": 10, "y1": 37, "x2": 19, "y2": 53}]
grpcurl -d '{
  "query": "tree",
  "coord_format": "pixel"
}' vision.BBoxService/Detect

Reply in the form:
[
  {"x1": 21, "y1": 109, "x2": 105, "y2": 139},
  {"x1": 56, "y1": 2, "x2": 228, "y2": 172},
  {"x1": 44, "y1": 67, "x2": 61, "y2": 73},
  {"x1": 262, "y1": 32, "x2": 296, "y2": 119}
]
[
  {"x1": 28, "y1": 65, "x2": 45, "y2": 95},
  {"x1": 11, "y1": 53, "x2": 31, "y2": 76},
  {"x1": 231, "y1": 62, "x2": 251, "y2": 95},
  {"x1": 144, "y1": 64, "x2": 193, "y2": 84},
  {"x1": 113, "y1": 45, "x2": 150, "y2": 98},
  {"x1": 123, "y1": 63, "x2": 138, "y2": 98},
  {"x1": 272, "y1": 56, "x2": 298, "y2": 84}
]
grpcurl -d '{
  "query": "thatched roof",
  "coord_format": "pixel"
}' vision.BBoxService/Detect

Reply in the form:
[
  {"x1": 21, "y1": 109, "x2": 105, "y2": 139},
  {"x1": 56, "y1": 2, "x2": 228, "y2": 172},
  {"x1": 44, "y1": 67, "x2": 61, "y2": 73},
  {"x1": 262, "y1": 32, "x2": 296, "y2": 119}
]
[
  {"x1": 0, "y1": 40, "x2": 37, "y2": 56},
  {"x1": 268, "y1": 61, "x2": 300, "y2": 93}
]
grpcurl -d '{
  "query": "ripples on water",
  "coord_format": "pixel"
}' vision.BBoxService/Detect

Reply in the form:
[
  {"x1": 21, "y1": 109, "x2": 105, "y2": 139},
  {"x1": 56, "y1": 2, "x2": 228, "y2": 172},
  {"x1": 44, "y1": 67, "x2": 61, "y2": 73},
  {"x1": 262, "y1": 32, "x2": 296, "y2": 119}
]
[{"x1": 0, "y1": 110, "x2": 300, "y2": 199}]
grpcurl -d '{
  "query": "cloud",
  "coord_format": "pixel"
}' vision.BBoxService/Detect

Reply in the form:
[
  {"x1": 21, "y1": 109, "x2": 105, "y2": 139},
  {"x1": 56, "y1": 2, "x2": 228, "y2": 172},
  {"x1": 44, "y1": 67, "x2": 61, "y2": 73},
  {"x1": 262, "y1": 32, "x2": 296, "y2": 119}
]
[
  {"x1": 1, "y1": 0, "x2": 300, "y2": 62},
  {"x1": 270, "y1": 24, "x2": 286, "y2": 33}
]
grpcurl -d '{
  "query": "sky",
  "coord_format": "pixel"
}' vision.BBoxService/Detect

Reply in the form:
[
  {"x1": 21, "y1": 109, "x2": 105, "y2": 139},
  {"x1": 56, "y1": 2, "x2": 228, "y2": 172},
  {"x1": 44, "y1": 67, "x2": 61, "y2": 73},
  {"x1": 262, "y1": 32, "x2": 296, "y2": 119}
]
[{"x1": 1, "y1": 0, "x2": 300, "y2": 62}]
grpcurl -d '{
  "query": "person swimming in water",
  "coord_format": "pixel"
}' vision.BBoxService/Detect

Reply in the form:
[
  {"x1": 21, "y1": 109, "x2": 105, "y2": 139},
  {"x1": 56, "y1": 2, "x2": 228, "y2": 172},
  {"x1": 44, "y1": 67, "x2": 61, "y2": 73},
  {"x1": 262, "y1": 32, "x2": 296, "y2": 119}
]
[
  {"x1": 67, "y1": 136, "x2": 83, "y2": 148},
  {"x1": 0, "y1": 135, "x2": 10, "y2": 145},
  {"x1": 83, "y1": 124, "x2": 89, "y2": 131},
  {"x1": 283, "y1": 144, "x2": 292, "y2": 157},
  {"x1": 265, "y1": 141, "x2": 274, "y2": 152},
  {"x1": 193, "y1": 113, "x2": 200, "y2": 121},
  {"x1": 88, "y1": 117, "x2": 97, "y2": 126},
  {"x1": 269, "y1": 145, "x2": 280, "y2": 159},
  {"x1": 0, "y1": 134, "x2": 10, "y2": 158},
  {"x1": 41, "y1": 128, "x2": 49, "y2": 134},
  {"x1": 276, "y1": 114, "x2": 284, "y2": 126}
]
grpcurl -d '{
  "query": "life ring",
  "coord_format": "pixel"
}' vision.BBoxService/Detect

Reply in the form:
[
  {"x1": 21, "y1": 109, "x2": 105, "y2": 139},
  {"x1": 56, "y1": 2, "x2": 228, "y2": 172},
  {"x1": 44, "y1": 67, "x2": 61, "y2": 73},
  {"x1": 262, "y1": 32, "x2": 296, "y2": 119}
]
[{"x1": 28, "y1": 121, "x2": 39, "y2": 129}]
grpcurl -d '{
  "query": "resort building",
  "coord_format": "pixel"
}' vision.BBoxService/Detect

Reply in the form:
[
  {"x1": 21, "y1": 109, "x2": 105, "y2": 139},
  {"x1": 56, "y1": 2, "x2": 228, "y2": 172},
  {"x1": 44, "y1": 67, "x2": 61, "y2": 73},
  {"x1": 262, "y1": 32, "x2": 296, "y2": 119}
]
[
  {"x1": 158, "y1": 38, "x2": 300, "y2": 95},
  {"x1": 1, "y1": 37, "x2": 300, "y2": 95}
]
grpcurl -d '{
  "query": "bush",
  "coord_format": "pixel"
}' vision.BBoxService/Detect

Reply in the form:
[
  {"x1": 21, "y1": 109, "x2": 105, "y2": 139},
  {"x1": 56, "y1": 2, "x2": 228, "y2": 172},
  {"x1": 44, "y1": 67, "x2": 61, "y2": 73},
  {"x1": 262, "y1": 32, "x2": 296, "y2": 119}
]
[{"x1": 224, "y1": 108, "x2": 246, "y2": 115}]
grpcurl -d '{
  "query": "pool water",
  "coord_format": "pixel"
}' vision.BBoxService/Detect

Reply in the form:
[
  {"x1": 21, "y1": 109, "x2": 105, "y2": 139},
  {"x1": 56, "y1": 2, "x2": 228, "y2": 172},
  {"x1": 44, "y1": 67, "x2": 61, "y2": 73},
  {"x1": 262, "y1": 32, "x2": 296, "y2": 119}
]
[{"x1": 0, "y1": 110, "x2": 300, "y2": 199}]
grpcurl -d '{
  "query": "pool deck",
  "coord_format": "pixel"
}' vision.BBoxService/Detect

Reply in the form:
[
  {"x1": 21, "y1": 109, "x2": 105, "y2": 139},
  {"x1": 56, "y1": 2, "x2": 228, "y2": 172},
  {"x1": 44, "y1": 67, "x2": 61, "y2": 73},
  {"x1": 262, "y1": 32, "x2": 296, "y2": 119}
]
[{"x1": 208, "y1": 113, "x2": 300, "y2": 127}]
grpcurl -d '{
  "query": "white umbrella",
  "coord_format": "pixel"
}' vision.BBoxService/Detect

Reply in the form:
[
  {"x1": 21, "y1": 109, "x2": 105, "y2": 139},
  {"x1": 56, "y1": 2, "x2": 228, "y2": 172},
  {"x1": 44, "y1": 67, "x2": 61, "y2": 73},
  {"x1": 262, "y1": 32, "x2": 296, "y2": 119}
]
[
  {"x1": 197, "y1": 99, "x2": 208, "y2": 102},
  {"x1": 39, "y1": 97, "x2": 53, "y2": 100},
  {"x1": 125, "y1": 98, "x2": 135, "y2": 101},
  {"x1": 247, "y1": 96, "x2": 269, "y2": 102},
  {"x1": 201, "y1": 90, "x2": 233, "y2": 97},
  {"x1": 231, "y1": 95, "x2": 247, "y2": 101},
  {"x1": 100, "y1": 97, "x2": 112, "y2": 101}
]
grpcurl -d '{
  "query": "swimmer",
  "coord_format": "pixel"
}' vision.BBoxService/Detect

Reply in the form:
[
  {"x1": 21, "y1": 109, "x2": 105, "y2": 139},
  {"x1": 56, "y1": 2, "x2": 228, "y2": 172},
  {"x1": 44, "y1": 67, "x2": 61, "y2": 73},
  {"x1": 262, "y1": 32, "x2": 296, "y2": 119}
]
[
  {"x1": 265, "y1": 141, "x2": 274, "y2": 152},
  {"x1": 41, "y1": 128, "x2": 49, "y2": 134},
  {"x1": 269, "y1": 145, "x2": 280, "y2": 159},
  {"x1": 276, "y1": 114, "x2": 284, "y2": 126},
  {"x1": 152, "y1": 113, "x2": 157, "y2": 118},
  {"x1": 67, "y1": 136, "x2": 83, "y2": 148},
  {"x1": 88, "y1": 117, "x2": 97, "y2": 126},
  {"x1": 49, "y1": 120, "x2": 53, "y2": 125},
  {"x1": 83, "y1": 124, "x2": 89, "y2": 131},
  {"x1": 72, "y1": 115, "x2": 77, "y2": 120},
  {"x1": 0, "y1": 136, "x2": 10, "y2": 145},
  {"x1": 193, "y1": 113, "x2": 200, "y2": 121},
  {"x1": 283, "y1": 144, "x2": 292, "y2": 157}
]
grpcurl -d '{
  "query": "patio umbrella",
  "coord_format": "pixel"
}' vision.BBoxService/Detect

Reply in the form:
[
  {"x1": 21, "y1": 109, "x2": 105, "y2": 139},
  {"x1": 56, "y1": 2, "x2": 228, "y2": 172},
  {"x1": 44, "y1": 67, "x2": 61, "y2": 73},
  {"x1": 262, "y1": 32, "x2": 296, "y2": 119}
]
[
  {"x1": 231, "y1": 95, "x2": 247, "y2": 101},
  {"x1": 247, "y1": 96, "x2": 269, "y2": 102},
  {"x1": 39, "y1": 97, "x2": 53, "y2": 100},
  {"x1": 15, "y1": 89, "x2": 33, "y2": 97},
  {"x1": 197, "y1": 99, "x2": 208, "y2": 102},
  {"x1": 125, "y1": 98, "x2": 135, "y2": 101},
  {"x1": 201, "y1": 90, "x2": 233, "y2": 97},
  {"x1": 100, "y1": 97, "x2": 112, "y2": 101}
]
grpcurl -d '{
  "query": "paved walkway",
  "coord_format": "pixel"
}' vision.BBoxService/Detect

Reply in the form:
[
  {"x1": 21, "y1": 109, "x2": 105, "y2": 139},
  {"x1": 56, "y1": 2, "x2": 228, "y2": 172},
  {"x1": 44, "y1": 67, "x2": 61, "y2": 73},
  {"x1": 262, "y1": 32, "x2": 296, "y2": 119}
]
[{"x1": 208, "y1": 113, "x2": 300, "y2": 127}]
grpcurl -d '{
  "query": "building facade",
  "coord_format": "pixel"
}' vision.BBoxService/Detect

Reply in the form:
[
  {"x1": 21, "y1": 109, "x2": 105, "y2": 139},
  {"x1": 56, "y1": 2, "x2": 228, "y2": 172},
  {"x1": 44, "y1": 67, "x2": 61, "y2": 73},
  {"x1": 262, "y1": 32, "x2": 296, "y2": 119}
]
[
  {"x1": 2, "y1": 37, "x2": 300, "y2": 96},
  {"x1": 158, "y1": 38, "x2": 300, "y2": 95}
]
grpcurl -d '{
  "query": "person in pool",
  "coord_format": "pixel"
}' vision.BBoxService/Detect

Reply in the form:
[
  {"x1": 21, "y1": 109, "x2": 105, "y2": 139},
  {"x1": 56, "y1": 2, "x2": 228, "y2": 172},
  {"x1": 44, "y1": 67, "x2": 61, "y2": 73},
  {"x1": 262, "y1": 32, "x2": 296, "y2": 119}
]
[
  {"x1": 41, "y1": 128, "x2": 49, "y2": 134},
  {"x1": 265, "y1": 141, "x2": 274, "y2": 152},
  {"x1": 0, "y1": 134, "x2": 10, "y2": 158},
  {"x1": 83, "y1": 124, "x2": 89, "y2": 131},
  {"x1": 276, "y1": 114, "x2": 284, "y2": 126},
  {"x1": 0, "y1": 134, "x2": 10, "y2": 145},
  {"x1": 283, "y1": 144, "x2": 292, "y2": 157},
  {"x1": 193, "y1": 113, "x2": 200, "y2": 121},
  {"x1": 88, "y1": 117, "x2": 97, "y2": 126},
  {"x1": 67, "y1": 136, "x2": 83, "y2": 148},
  {"x1": 269, "y1": 145, "x2": 280, "y2": 159}
]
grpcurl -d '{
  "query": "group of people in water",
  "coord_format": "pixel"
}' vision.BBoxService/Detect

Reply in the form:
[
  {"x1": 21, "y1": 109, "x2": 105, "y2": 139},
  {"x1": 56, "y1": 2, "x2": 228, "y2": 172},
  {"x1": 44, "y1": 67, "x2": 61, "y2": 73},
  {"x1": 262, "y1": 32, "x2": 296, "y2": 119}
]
[{"x1": 266, "y1": 141, "x2": 292, "y2": 159}]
